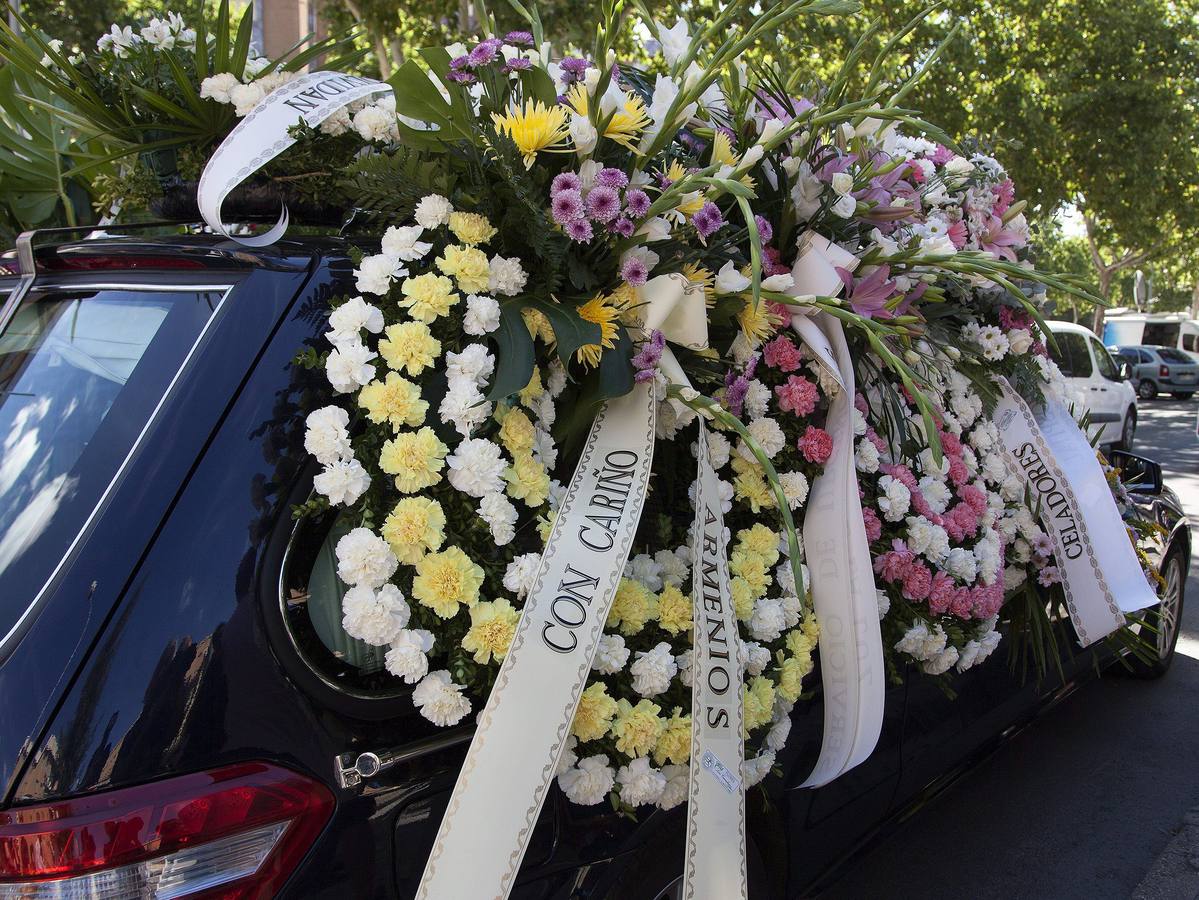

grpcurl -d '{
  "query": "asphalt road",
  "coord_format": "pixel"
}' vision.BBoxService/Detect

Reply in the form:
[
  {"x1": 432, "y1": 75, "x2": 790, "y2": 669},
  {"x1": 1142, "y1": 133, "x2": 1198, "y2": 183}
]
[{"x1": 824, "y1": 399, "x2": 1199, "y2": 900}]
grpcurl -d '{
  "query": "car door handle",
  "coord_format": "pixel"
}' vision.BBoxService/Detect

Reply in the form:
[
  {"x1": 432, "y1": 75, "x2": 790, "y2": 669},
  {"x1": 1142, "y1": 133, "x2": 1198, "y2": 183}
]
[{"x1": 335, "y1": 728, "x2": 472, "y2": 790}]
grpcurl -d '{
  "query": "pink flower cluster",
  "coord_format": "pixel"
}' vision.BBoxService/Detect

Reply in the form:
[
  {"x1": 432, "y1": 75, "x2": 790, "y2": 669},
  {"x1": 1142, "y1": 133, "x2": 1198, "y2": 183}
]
[{"x1": 549, "y1": 169, "x2": 650, "y2": 245}]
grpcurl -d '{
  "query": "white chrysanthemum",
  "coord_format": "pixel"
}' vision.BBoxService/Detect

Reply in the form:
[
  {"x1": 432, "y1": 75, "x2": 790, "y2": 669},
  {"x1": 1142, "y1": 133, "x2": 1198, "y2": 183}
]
[
  {"x1": 779, "y1": 471, "x2": 810, "y2": 510},
  {"x1": 342, "y1": 583, "x2": 409, "y2": 646},
  {"x1": 304, "y1": 406, "x2": 352, "y2": 465},
  {"x1": 439, "y1": 379, "x2": 492, "y2": 437},
  {"x1": 199, "y1": 72, "x2": 239, "y2": 104},
  {"x1": 657, "y1": 764, "x2": 689, "y2": 810},
  {"x1": 479, "y1": 492, "x2": 518, "y2": 545},
  {"x1": 743, "y1": 380, "x2": 771, "y2": 420},
  {"x1": 740, "y1": 640, "x2": 771, "y2": 677},
  {"x1": 676, "y1": 649, "x2": 693, "y2": 687},
  {"x1": 385, "y1": 628, "x2": 434, "y2": 683},
  {"x1": 313, "y1": 458, "x2": 370, "y2": 506},
  {"x1": 463, "y1": 293, "x2": 501, "y2": 335},
  {"x1": 446, "y1": 438, "x2": 506, "y2": 498},
  {"x1": 876, "y1": 474, "x2": 911, "y2": 522},
  {"x1": 381, "y1": 224, "x2": 432, "y2": 261},
  {"x1": 630, "y1": 642, "x2": 677, "y2": 697},
  {"x1": 414, "y1": 194, "x2": 453, "y2": 228},
  {"x1": 976, "y1": 324, "x2": 1010, "y2": 361},
  {"x1": 742, "y1": 750, "x2": 775, "y2": 787},
  {"x1": 446, "y1": 344, "x2": 495, "y2": 387},
  {"x1": 593, "y1": 634, "x2": 630, "y2": 675},
  {"x1": 624, "y1": 553, "x2": 663, "y2": 592},
  {"x1": 488, "y1": 255, "x2": 528, "y2": 296},
  {"x1": 335, "y1": 527, "x2": 398, "y2": 588},
  {"x1": 738, "y1": 417, "x2": 785, "y2": 461},
  {"x1": 765, "y1": 715, "x2": 792, "y2": 752},
  {"x1": 413, "y1": 670, "x2": 471, "y2": 727},
  {"x1": 749, "y1": 597, "x2": 786, "y2": 642},
  {"x1": 327, "y1": 296, "x2": 384, "y2": 347},
  {"x1": 325, "y1": 341, "x2": 377, "y2": 394},
  {"x1": 655, "y1": 547, "x2": 689, "y2": 588},
  {"x1": 354, "y1": 253, "x2": 403, "y2": 296},
  {"x1": 558, "y1": 754, "x2": 615, "y2": 805},
  {"x1": 616, "y1": 757, "x2": 667, "y2": 807},
  {"x1": 503, "y1": 553, "x2": 542, "y2": 598}
]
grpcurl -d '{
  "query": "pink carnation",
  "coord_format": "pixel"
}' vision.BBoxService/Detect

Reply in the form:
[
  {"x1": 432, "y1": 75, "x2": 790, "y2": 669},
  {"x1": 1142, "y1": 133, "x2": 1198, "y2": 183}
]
[
  {"x1": 799, "y1": 425, "x2": 833, "y2": 464},
  {"x1": 763, "y1": 335, "x2": 803, "y2": 372},
  {"x1": 873, "y1": 541, "x2": 914, "y2": 583},
  {"x1": 862, "y1": 507, "x2": 883, "y2": 542},
  {"x1": 901, "y1": 563, "x2": 933, "y2": 601},
  {"x1": 776, "y1": 375, "x2": 820, "y2": 417},
  {"x1": 927, "y1": 571, "x2": 957, "y2": 615}
]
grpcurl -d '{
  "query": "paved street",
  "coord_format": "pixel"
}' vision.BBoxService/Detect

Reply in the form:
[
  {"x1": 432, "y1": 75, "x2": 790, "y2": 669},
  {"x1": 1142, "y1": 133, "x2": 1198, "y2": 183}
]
[{"x1": 824, "y1": 399, "x2": 1199, "y2": 900}]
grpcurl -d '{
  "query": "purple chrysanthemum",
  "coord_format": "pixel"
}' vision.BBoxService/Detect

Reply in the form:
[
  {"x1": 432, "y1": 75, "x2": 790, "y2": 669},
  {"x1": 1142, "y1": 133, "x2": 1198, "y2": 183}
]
[
  {"x1": 755, "y1": 214, "x2": 773, "y2": 244},
  {"x1": 502, "y1": 58, "x2": 532, "y2": 74},
  {"x1": 620, "y1": 256, "x2": 649, "y2": 286},
  {"x1": 692, "y1": 201, "x2": 724, "y2": 239},
  {"x1": 723, "y1": 371, "x2": 750, "y2": 416},
  {"x1": 595, "y1": 167, "x2": 629, "y2": 190},
  {"x1": 449, "y1": 55, "x2": 470, "y2": 71},
  {"x1": 585, "y1": 185, "x2": 621, "y2": 223},
  {"x1": 467, "y1": 39, "x2": 501, "y2": 67},
  {"x1": 624, "y1": 188, "x2": 651, "y2": 218},
  {"x1": 565, "y1": 218, "x2": 594, "y2": 242},
  {"x1": 504, "y1": 30, "x2": 533, "y2": 45},
  {"x1": 551, "y1": 189, "x2": 584, "y2": 224},
  {"x1": 559, "y1": 56, "x2": 591, "y2": 82},
  {"x1": 446, "y1": 70, "x2": 477, "y2": 84},
  {"x1": 609, "y1": 217, "x2": 636, "y2": 238},
  {"x1": 551, "y1": 172, "x2": 582, "y2": 195},
  {"x1": 632, "y1": 329, "x2": 665, "y2": 379}
]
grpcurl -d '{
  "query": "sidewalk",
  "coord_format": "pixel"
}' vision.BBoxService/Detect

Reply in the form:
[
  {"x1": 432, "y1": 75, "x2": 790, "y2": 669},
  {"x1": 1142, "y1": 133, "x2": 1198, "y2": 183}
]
[{"x1": 1133, "y1": 805, "x2": 1199, "y2": 900}]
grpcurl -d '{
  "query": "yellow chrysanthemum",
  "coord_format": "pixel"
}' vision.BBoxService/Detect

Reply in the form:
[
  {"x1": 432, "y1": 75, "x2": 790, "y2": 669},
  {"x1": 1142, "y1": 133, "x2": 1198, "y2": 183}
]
[
  {"x1": 522, "y1": 308, "x2": 555, "y2": 343},
  {"x1": 565, "y1": 83, "x2": 651, "y2": 151},
  {"x1": 504, "y1": 451, "x2": 550, "y2": 507},
  {"x1": 378, "y1": 321, "x2": 441, "y2": 376},
  {"x1": 743, "y1": 675, "x2": 775, "y2": 733},
  {"x1": 359, "y1": 372, "x2": 428, "y2": 430},
  {"x1": 737, "y1": 294, "x2": 783, "y2": 345},
  {"x1": 572, "y1": 681, "x2": 618, "y2": 742},
  {"x1": 606, "y1": 283, "x2": 642, "y2": 326},
  {"x1": 492, "y1": 100, "x2": 570, "y2": 167},
  {"x1": 518, "y1": 366, "x2": 545, "y2": 406},
  {"x1": 400, "y1": 273, "x2": 460, "y2": 324},
  {"x1": 611, "y1": 698, "x2": 666, "y2": 757},
  {"x1": 435, "y1": 244, "x2": 491, "y2": 295},
  {"x1": 381, "y1": 496, "x2": 446, "y2": 564},
  {"x1": 575, "y1": 294, "x2": 620, "y2": 368},
  {"x1": 737, "y1": 524, "x2": 780, "y2": 564},
  {"x1": 498, "y1": 407, "x2": 536, "y2": 454},
  {"x1": 448, "y1": 211, "x2": 497, "y2": 246},
  {"x1": 653, "y1": 707, "x2": 692, "y2": 766},
  {"x1": 710, "y1": 130, "x2": 755, "y2": 189},
  {"x1": 682, "y1": 262, "x2": 716, "y2": 308},
  {"x1": 606, "y1": 578, "x2": 659, "y2": 636},
  {"x1": 379, "y1": 426, "x2": 448, "y2": 494},
  {"x1": 461, "y1": 597, "x2": 521, "y2": 664},
  {"x1": 663, "y1": 161, "x2": 708, "y2": 216},
  {"x1": 731, "y1": 576, "x2": 756, "y2": 621},
  {"x1": 411, "y1": 545, "x2": 484, "y2": 619},
  {"x1": 656, "y1": 584, "x2": 693, "y2": 636}
]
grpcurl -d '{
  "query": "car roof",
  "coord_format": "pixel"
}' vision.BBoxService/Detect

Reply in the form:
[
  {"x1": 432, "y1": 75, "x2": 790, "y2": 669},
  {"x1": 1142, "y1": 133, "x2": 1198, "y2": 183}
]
[{"x1": 1044, "y1": 319, "x2": 1100, "y2": 339}]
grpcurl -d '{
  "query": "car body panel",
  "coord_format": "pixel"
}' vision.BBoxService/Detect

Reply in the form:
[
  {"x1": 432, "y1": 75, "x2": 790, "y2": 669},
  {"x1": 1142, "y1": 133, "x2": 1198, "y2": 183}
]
[
  {"x1": 1046, "y1": 321, "x2": 1137, "y2": 446},
  {"x1": 1111, "y1": 344, "x2": 1199, "y2": 397}
]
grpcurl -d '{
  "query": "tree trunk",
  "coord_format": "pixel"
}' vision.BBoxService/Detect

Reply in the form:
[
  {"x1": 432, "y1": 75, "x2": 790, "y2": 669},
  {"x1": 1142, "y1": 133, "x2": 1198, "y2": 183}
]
[{"x1": 1083, "y1": 213, "x2": 1147, "y2": 337}]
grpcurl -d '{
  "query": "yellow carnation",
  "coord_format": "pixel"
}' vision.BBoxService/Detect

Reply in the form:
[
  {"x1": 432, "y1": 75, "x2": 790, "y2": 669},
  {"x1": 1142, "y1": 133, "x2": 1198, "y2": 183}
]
[
  {"x1": 504, "y1": 451, "x2": 549, "y2": 507},
  {"x1": 785, "y1": 627, "x2": 817, "y2": 658},
  {"x1": 359, "y1": 372, "x2": 427, "y2": 430},
  {"x1": 730, "y1": 551, "x2": 770, "y2": 597},
  {"x1": 611, "y1": 698, "x2": 666, "y2": 757},
  {"x1": 519, "y1": 366, "x2": 545, "y2": 405},
  {"x1": 378, "y1": 321, "x2": 441, "y2": 375},
  {"x1": 731, "y1": 577, "x2": 756, "y2": 622},
  {"x1": 737, "y1": 524, "x2": 780, "y2": 564},
  {"x1": 435, "y1": 245, "x2": 491, "y2": 295},
  {"x1": 461, "y1": 597, "x2": 521, "y2": 664},
  {"x1": 400, "y1": 272, "x2": 459, "y2": 323},
  {"x1": 381, "y1": 496, "x2": 445, "y2": 564},
  {"x1": 572, "y1": 681, "x2": 618, "y2": 742},
  {"x1": 412, "y1": 545, "x2": 484, "y2": 619},
  {"x1": 777, "y1": 654, "x2": 811, "y2": 703},
  {"x1": 656, "y1": 584, "x2": 693, "y2": 636},
  {"x1": 448, "y1": 211, "x2": 497, "y2": 246},
  {"x1": 498, "y1": 407, "x2": 536, "y2": 454},
  {"x1": 743, "y1": 675, "x2": 775, "y2": 733},
  {"x1": 379, "y1": 427, "x2": 447, "y2": 493},
  {"x1": 536, "y1": 509, "x2": 556, "y2": 542},
  {"x1": 653, "y1": 707, "x2": 692, "y2": 765},
  {"x1": 606, "y1": 578, "x2": 659, "y2": 636},
  {"x1": 732, "y1": 465, "x2": 775, "y2": 513}
]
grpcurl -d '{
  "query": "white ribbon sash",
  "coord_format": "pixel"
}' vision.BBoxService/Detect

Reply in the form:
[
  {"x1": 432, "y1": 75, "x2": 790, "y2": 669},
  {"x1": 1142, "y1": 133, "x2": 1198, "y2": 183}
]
[
  {"x1": 788, "y1": 232, "x2": 885, "y2": 787},
  {"x1": 992, "y1": 378, "x2": 1157, "y2": 644},
  {"x1": 418, "y1": 381, "x2": 656, "y2": 899},
  {"x1": 682, "y1": 422, "x2": 747, "y2": 900},
  {"x1": 197, "y1": 71, "x2": 390, "y2": 244}
]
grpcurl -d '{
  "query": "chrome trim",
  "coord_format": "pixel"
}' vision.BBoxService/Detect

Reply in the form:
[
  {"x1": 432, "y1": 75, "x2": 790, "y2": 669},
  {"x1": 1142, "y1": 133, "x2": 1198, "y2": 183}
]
[
  {"x1": 0, "y1": 232, "x2": 38, "y2": 335},
  {"x1": 335, "y1": 729, "x2": 473, "y2": 792},
  {"x1": 0, "y1": 282, "x2": 237, "y2": 663}
]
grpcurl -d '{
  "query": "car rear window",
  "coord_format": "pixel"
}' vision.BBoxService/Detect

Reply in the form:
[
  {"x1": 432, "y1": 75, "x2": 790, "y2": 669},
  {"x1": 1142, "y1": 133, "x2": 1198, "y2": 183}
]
[
  {"x1": 1048, "y1": 331, "x2": 1092, "y2": 377},
  {"x1": 1157, "y1": 347, "x2": 1192, "y2": 364},
  {"x1": 0, "y1": 286, "x2": 224, "y2": 642}
]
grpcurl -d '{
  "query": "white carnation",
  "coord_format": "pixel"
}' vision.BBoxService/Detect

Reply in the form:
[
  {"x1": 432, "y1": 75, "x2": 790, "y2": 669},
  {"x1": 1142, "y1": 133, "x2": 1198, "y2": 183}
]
[
  {"x1": 446, "y1": 438, "x2": 506, "y2": 497},
  {"x1": 414, "y1": 194, "x2": 453, "y2": 229},
  {"x1": 488, "y1": 255, "x2": 528, "y2": 296},
  {"x1": 439, "y1": 379, "x2": 492, "y2": 437},
  {"x1": 780, "y1": 471, "x2": 810, "y2": 509},
  {"x1": 327, "y1": 296, "x2": 384, "y2": 346},
  {"x1": 706, "y1": 431, "x2": 731, "y2": 470},
  {"x1": 749, "y1": 596, "x2": 786, "y2": 642},
  {"x1": 655, "y1": 547, "x2": 689, "y2": 588},
  {"x1": 342, "y1": 583, "x2": 409, "y2": 645},
  {"x1": 412, "y1": 670, "x2": 471, "y2": 727},
  {"x1": 335, "y1": 527, "x2": 398, "y2": 588},
  {"x1": 876, "y1": 474, "x2": 911, "y2": 522},
  {"x1": 385, "y1": 628, "x2": 434, "y2": 683},
  {"x1": 503, "y1": 553, "x2": 542, "y2": 598},
  {"x1": 199, "y1": 72, "x2": 239, "y2": 104},
  {"x1": 740, "y1": 640, "x2": 771, "y2": 677},
  {"x1": 556, "y1": 735, "x2": 578, "y2": 777},
  {"x1": 593, "y1": 634, "x2": 630, "y2": 674},
  {"x1": 743, "y1": 380, "x2": 772, "y2": 420},
  {"x1": 657, "y1": 764, "x2": 689, "y2": 810},
  {"x1": 558, "y1": 754, "x2": 615, "y2": 805},
  {"x1": 229, "y1": 82, "x2": 266, "y2": 117},
  {"x1": 944, "y1": 546, "x2": 978, "y2": 583},
  {"x1": 922, "y1": 645, "x2": 960, "y2": 675},
  {"x1": 616, "y1": 757, "x2": 667, "y2": 807},
  {"x1": 742, "y1": 751, "x2": 775, "y2": 787},
  {"x1": 738, "y1": 417, "x2": 785, "y2": 461},
  {"x1": 624, "y1": 553, "x2": 663, "y2": 592},
  {"x1": 630, "y1": 642, "x2": 677, "y2": 697},
  {"x1": 463, "y1": 293, "x2": 501, "y2": 335},
  {"x1": 855, "y1": 438, "x2": 881, "y2": 474},
  {"x1": 304, "y1": 405, "x2": 352, "y2": 465},
  {"x1": 354, "y1": 253, "x2": 403, "y2": 296},
  {"x1": 446, "y1": 344, "x2": 496, "y2": 387},
  {"x1": 479, "y1": 492, "x2": 518, "y2": 545},
  {"x1": 919, "y1": 476, "x2": 952, "y2": 515},
  {"x1": 325, "y1": 341, "x2": 377, "y2": 394},
  {"x1": 676, "y1": 649, "x2": 693, "y2": 687},
  {"x1": 381, "y1": 224, "x2": 432, "y2": 261},
  {"x1": 353, "y1": 104, "x2": 396, "y2": 142},
  {"x1": 313, "y1": 458, "x2": 370, "y2": 506},
  {"x1": 765, "y1": 715, "x2": 792, "y2": 752}
]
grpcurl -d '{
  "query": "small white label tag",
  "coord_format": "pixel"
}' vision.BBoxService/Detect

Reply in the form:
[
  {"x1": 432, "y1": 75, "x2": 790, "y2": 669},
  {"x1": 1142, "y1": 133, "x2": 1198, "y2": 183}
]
[{"x1": 701, "y1": 750, "x2": 740, "y2": 795}]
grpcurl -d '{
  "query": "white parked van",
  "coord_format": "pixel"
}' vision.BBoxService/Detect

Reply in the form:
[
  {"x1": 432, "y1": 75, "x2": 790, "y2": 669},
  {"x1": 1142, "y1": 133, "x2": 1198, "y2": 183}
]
[{"x1": 1045, "y1": 320, "x2": 1139, "y2": 449}]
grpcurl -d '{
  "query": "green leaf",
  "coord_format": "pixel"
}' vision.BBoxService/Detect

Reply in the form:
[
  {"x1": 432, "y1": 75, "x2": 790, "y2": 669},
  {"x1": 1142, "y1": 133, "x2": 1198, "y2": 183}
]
[
  {"x1": 388, "y1": 59, "x2": 456, "y2": 131},
  {"x1": 487, "y1": 300, "x2": 536, "y2": 400},
  {"x1": 230, "y1": 2, "x2": 255, "y2": 79},
  {"x1": 596, "y1": 326, "x2": 635, "y2": 400},
  {"x1": 524, "y1": 296, "x2": 601, "y2": 367},
  {"x1": 519, "y1": 65, "x2": 558, "y2": 106}
]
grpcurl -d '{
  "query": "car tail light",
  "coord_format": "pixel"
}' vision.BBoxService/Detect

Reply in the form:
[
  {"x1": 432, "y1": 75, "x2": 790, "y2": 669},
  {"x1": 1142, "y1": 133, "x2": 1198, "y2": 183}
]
[
  {"x1": 1160, "y1": 364, "x2": 1170, "y2": 377},
  {"x1": 0, "y1": 762, "x2": 333, "y2": 899}
]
